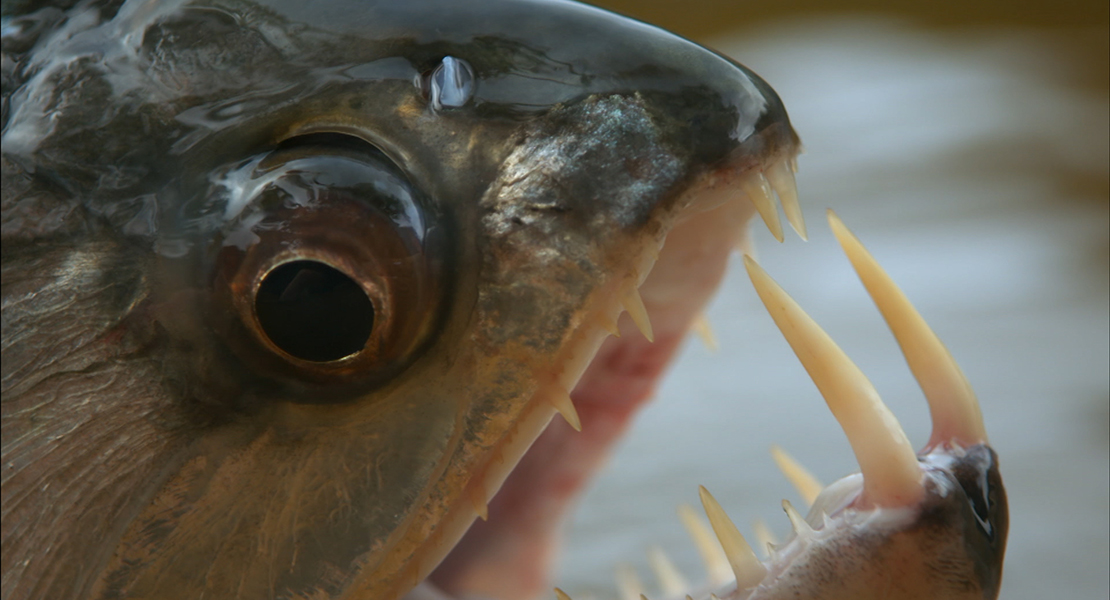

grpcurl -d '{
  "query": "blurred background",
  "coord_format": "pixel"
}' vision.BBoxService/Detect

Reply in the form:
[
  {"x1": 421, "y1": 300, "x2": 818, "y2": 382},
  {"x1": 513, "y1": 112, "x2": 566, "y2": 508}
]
[{"x1": 556, "y1": 1, "x2": 1109, "y2": 599}]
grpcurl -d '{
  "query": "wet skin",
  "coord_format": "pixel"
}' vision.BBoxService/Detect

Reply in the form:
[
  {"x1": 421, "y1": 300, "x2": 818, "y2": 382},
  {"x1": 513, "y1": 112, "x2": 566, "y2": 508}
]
[{"x1": 0, "y1": 1, "x2": 1005, "y2": 599}]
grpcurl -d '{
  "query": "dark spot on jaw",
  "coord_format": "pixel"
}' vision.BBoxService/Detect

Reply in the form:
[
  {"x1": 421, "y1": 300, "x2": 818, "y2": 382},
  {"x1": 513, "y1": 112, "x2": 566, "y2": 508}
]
[{"x1": 949, "y1": 446, "x2": 1002, "y2": 542}]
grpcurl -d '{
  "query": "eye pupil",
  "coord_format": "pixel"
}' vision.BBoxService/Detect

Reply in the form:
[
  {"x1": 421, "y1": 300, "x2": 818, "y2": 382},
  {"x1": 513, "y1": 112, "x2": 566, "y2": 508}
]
[{"x1": 255, "y1": 260, "x2": 374, "y2": 362}]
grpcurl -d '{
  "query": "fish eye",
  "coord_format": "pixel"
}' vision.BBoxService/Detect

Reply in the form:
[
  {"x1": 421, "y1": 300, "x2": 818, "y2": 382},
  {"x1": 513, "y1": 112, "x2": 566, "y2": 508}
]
[
  {"x1": 208, "y1": 133, "x2": 446, "y2": 393},
  {"x1": 254, "y1": 259, "x2": 374, "y2": 362}
]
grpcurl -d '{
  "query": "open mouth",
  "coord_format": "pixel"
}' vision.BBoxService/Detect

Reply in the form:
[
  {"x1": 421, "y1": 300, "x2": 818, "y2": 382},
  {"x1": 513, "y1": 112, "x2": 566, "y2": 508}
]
[
  {"x1": 656, "y1": 214, "x2": 1005, "y2": 600},
  {"x1": 427, "y1": 173, "x2": 1008, "y2": 600},
  {"x1": 417, "y1": 146, "x2": 803, "y2": 598}
]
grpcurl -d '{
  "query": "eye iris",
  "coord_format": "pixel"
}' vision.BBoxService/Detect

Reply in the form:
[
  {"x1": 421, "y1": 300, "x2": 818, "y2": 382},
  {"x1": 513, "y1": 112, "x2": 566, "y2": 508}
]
[{"x1": 255, "y1": 260, "x2": 374, "y2": 362}]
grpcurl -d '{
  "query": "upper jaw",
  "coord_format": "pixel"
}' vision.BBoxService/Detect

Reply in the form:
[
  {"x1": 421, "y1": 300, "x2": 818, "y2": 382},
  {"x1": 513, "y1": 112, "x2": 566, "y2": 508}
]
[{"x1": 417, "y1": 93, "x2": 803, "y2": 599}]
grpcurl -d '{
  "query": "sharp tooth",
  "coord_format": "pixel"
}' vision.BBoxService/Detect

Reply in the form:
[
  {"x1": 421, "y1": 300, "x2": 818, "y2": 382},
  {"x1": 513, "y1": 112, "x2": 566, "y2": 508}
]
[
  {"x1": 623, "y1": 289, "x2": 654, "y2": 342},
  {"x1": 770, "y1": 445, "x2": 824, "y2": 508},
  {"x1": 648, "y1": 546, "x2": 690, "y2": 596},
  {"x1": 766, "y1": 160, "x2": 807, "y2": 241},
  {"x1": 741, "y1": 172, "x2": 784, "y2": 243},
  {"x1": 603, "y1": 315, "x2": 621, "y2": 337},
  {"x1": 827, "y1": 210, "x2": 988, "y2": 448},
  {"x1": 692, "y1": 313, "x2": 719, "y2": 352},
  {"x1": 677, "y1": 504, "x2": 732, "y2": 585},
  {"x1": 697, "y1": 486, "x2": 768, "y2": 589},
  {"x1": 550, "y1": 390, "x2": 582, "y2": 432},
  {"x1": 782, "y1": 499, "x2": 814, "y2": 538},
  {"x1": 751, "y1": 518, "x2": 778, "y2": 557},
  {"x1": 615, "y1": 563, "x2": 643, "y2": 600},
  {"x1": 554, "y1": 588, "x2": 573, "y2": 600},
  {"x1": 468, "y1": 485, "x2": 489, "y2": 521},
  {"x1": 743, "y1": 255, "x2": 924, "y2": 508}
]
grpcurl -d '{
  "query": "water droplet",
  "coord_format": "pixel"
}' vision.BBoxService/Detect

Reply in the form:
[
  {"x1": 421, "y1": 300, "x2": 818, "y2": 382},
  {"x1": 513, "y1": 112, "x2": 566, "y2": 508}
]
[{"x1": 429, "y1": 56, "x2": 475, "y2": 110}]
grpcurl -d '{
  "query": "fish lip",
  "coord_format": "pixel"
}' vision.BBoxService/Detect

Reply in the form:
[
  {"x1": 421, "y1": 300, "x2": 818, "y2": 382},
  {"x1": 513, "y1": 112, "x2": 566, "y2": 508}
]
[{"x1": 804, "y1": 441, "x2": 1005, "y2": 525}]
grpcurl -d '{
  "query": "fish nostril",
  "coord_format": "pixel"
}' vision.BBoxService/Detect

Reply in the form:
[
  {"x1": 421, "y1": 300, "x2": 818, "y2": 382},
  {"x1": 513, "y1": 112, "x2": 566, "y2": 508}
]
[
  {"x1": 254, "y1": 260, "x2": 374, "y2": 363},
  {"x1": 427, "y1": 56, "x2": 475, "y2": 110}
]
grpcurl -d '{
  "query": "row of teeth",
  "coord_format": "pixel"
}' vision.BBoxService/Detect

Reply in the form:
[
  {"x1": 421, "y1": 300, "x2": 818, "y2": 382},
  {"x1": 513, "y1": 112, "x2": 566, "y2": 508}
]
[
  {"x1": 548, "y1": 447, "x2": 819, "y2": 600},
  {"x1": 576, "y1": 445, "x2": 828, "y2": 600},
  {"x1": 551, "y1": 208, "x2": 989, "y2": 600},
  {"x1": 545, "y1": 287, "x2": 656, "y2": 434},
  {"x1": 748, "y1": 157, "x2": 806, "y2": 243},
  {"x1": 552, "y1": 156, "x2": 805, "y2": 431}
]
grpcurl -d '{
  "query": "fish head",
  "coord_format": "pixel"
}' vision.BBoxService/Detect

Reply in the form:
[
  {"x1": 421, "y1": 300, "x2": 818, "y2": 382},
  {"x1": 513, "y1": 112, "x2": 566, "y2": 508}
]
[{"x1": 1, "y1": 1, "x2": 798, "y2": 599}]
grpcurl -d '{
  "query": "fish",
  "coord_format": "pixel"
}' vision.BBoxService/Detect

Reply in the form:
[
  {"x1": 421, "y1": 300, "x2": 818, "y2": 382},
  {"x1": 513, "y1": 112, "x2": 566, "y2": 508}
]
[{"x1": 0, "y1": 2, "x2": 1006, "y2": 600}]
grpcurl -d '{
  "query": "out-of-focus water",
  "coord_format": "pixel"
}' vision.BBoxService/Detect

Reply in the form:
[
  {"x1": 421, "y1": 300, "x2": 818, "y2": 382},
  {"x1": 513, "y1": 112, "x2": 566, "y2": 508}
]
[{"x1": 556, "y1": 18, "x2": 1109, "y2": 600}]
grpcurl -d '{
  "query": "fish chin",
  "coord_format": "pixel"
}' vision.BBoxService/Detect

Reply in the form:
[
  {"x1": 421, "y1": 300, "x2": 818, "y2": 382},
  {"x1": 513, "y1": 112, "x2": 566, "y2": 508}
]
[{"x1": 714, "y1": 443, "x2": 1006, "y2": 600}]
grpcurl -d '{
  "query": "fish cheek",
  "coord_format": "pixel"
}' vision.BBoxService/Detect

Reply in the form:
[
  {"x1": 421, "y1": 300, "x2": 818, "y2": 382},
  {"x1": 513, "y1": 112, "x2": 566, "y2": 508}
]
[
  {"x1": 469, "y1": 93, "x2": 686, "y2": 365},
  {"x1": 0, "y1": 239, "x2": 201, "y2": 600},
  {"x1": 86, "y1": 396, "x2": 460, "y2": 600}
]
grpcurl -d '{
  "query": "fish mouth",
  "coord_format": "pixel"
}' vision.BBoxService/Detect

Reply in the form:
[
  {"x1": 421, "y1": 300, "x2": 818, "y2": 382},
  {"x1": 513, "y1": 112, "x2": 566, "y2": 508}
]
[
  {"x1": 547, "y1": 213, "x2": 1008, "y2": 600},
  {"x1": 425, "y1": 142, "x2": 806, "y2": 599}
]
